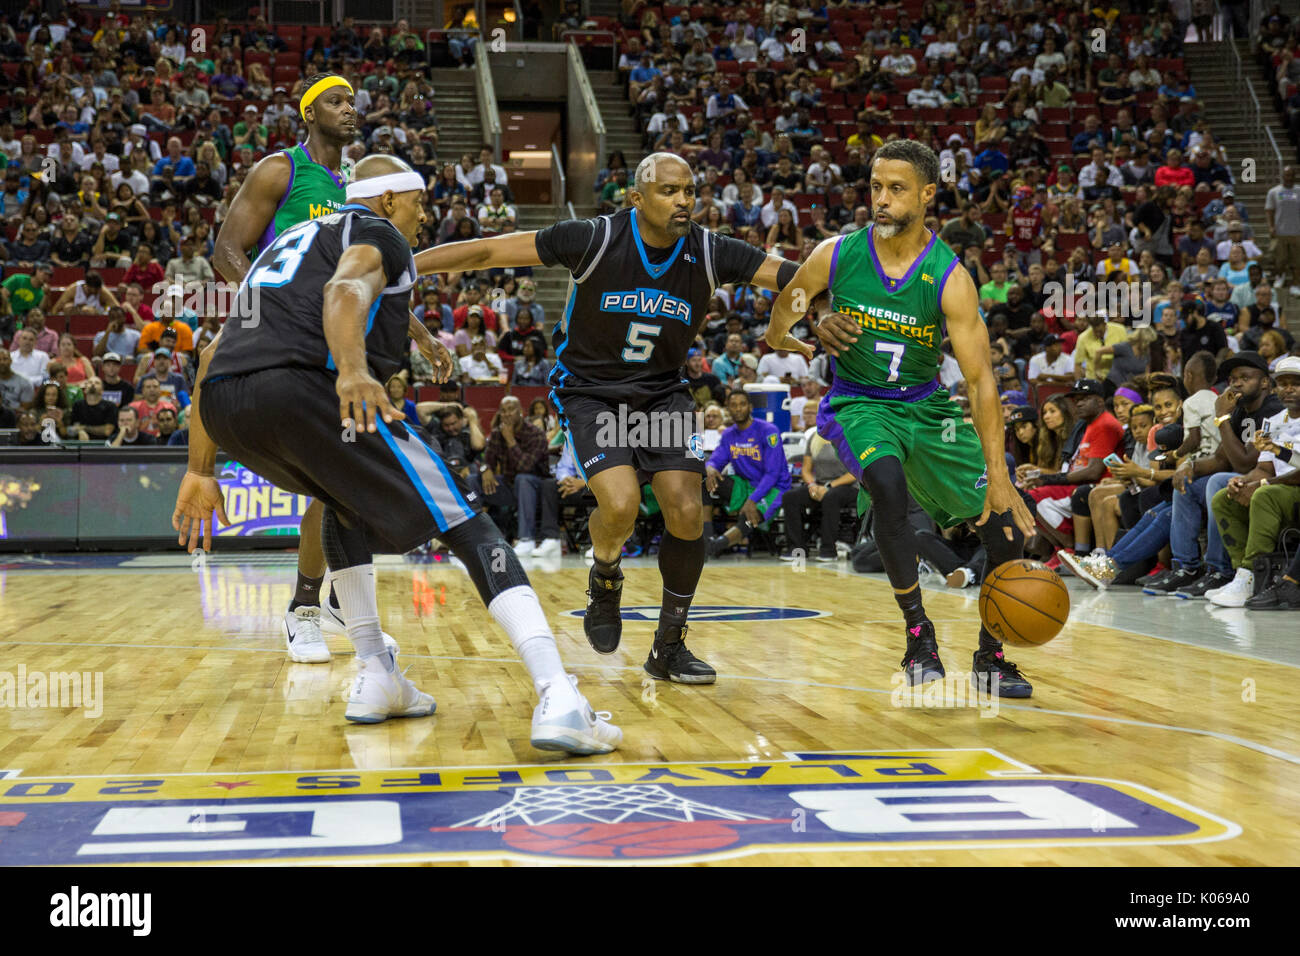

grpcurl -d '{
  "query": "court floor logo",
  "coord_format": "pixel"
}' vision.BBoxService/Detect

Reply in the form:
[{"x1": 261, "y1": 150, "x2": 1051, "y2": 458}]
[
  {"x1": 0, "y1": 751, "x2": 1237, "y2": 865},
  {"x1": 561, "y1": 605, "x2": 832, "y2": 623}
]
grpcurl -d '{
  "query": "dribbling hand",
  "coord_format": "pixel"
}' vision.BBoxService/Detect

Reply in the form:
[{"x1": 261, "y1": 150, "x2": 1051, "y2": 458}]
[
  {"x1": 336, "y1": 371, "x2": 404, "y2": 433},
  {"x1": 978, "y1": 475, "x2": 1037, "y2": 541}
]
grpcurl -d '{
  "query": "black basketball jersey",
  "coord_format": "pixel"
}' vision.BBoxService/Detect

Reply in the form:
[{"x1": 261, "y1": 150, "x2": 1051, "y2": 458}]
[
  {"x1": 207, "y1": 204, "x2": 416, "y2": 383},
  {"x1": 534, "y1": 207, "x2": 767, "y2": 400}
]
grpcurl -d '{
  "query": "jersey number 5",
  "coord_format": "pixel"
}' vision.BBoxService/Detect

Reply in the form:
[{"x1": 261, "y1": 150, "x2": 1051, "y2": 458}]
[
  {"x1": 875, "y1": 341, "x2": 906, "y2": 382},
  {"x1": 248, "y1": 221, "x2": 321, "y2": 288},
  {"x1": 622, "y1": 322, "x2": 662, "y2": 363}
]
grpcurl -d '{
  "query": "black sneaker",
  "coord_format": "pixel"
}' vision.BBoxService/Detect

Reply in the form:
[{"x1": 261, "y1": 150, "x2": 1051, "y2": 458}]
[
  {"x1": 1144, "y1": 566, "x2": 1202, "y2": 595},
  {"x1": 645, "y1": 625, "x2": 716, "y2": 683},
  {"x1": 584, "y1": 566, "x2": 623, "y2": 654},
  {"x1": 707, "y1": 535, "x2": 730, "y2": 558},
  {"x1": 1173, "y1": 569, "x2": 1231, "y2": 600},
  {"x1": 971, "y1": 647, "x2": 1033, "y2": 698},
  {"x1": 900, "y1": 621, "x2": 945, "y2": 686},
  {"x1": 1245, "y1": 578, "x2": 1300, "y2": 610}
]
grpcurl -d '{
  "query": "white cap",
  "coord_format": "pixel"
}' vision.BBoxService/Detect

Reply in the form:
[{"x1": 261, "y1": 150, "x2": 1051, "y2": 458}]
[{"x1": 1273, "y1": 355, "x2": 1300, "y2": 378}]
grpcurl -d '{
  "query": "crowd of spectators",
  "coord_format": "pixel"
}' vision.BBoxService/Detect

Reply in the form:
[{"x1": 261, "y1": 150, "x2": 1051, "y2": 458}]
[
  {"x1": 0, "y1": 1, "x2": 1296, "y2": 606},
  {"x1": 0, "y1": 0, "x2": 561, "y2": 450}
]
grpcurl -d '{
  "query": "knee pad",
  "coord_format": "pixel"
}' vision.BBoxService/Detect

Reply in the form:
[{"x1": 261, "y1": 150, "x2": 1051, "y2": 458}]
[
  {"x1": 321, "y1": 507, "x2": 371, "y2": 571},
  {"x1": 440, "y1": 513, "x2": 532, "y2": 602}
]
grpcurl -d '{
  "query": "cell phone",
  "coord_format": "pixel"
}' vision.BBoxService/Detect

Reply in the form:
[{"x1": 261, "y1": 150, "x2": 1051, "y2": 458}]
[{"x1": 1104, "y1": 453, "x2": 1124, "y2": 467}]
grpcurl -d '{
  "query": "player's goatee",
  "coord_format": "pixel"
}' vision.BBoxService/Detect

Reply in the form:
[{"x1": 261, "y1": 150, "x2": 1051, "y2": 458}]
[{"x1": 874, "y1": 212, "x2": 913, "y2": 239}]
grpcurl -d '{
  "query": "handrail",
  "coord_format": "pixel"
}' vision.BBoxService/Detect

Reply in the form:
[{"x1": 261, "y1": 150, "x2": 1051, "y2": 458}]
[
  {"x1": 566, "y1": 41, "x2": 606, "y2": 137},
  {"x1": 559, "y1": 29, "x2": 618, "y2": 45},
  {"x1": 1216, "y1": 0, "x2": 1284, "y2": 191},
  {"x1": 475, "y1": 34, "x2": 502, "y2": 161},
  {"x1": 513, "y1": 0, "x2": 526, "y2": 42},
  {"x1": 559, "y1": 29, "x2": 618, "y2": 69},
  {"x1": 567, "y1": 201, "x2": 577, "y2": 220},
  {"x1": 551, "y1": 142, "x2": 567, "y2": 210}
]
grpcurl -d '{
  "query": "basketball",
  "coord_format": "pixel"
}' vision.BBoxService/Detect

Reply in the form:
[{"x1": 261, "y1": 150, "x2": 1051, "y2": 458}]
[{"x1": 978, "y1": 560, "x2": 1071, "y2": 647}]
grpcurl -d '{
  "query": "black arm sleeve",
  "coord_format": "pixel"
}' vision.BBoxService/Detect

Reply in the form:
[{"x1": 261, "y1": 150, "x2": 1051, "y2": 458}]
[
  {"x1": 711, "y1": 232, "x2": 769, "y2": 287},
  {"x1": 534, "y1": 218, "x2": 600, "y2": 273},
  {"x1": 350, "y1": 218, "x2": 414, "y2": 287}
]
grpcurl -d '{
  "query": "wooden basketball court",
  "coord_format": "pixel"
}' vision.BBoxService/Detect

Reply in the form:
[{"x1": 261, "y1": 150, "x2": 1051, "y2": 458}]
[{"x1": 1, "y1": 553, "x2": 1297, "y2": 865}]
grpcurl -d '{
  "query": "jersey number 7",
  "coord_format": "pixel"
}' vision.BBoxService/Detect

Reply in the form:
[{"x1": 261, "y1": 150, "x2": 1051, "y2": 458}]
[{"x1": 875, "y1": 341, "x2": 905, "y2": 382}]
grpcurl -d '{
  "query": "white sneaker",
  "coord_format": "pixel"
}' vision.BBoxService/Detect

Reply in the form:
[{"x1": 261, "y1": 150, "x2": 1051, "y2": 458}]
[
  {"x1": 836, "y1": 541, "x2": 851, "y2": 558},
  {"x1": 320, "y1": 595, "x2": 399, "y2": 654},
  {"x1": 584, "y1": 546, "x2": 595, "y2": 560},
  {"x1": 344, "y1": 651, "x2": 437, "y2": 723},
  {"x1": 532, "y1": 537, "x2": 562, "y2": 557},
  {"x1": 1207, "y1": 567, "x2": 1254, "y2": 607},
  {"x1": 514, "y1": 539, "x2": 536, "y2": 557},
  {"x1": 530, "y1": 675, "x2": 622, "y2": 755},
  {"x1": 284, "y1": 606, "x2": 331, "y2": 663}
]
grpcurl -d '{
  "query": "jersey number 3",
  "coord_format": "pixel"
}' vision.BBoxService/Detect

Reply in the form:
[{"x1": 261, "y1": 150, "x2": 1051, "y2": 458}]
[
  {"x1": 622, "y1": 322, "x2": 662, "y2": 363},
  {"x1": 249, "y1": 221, "x2": 321, "y2": 288},
  {"x1": 875, "y1": 341, "x2": 905, "y2": 382}
]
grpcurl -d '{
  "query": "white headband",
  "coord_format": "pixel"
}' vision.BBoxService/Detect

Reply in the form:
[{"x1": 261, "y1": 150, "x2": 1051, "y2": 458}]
[{"x1": 345, "y1": 171, "x2": 426, "y2": 201}]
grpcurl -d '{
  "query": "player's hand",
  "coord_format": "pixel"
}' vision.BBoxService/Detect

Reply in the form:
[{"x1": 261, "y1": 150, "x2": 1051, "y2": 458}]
[
  {"x1": 173, "y1": 470, "x2": 229, "y2": 553},
  {"x1": 336, "y1": 370, "x2": 404, "y2": 433},
  {"x1": 420, "y1": 337, "x2": 455, "y2": 383},
  {"x1": 740, "y1": 499, "x2": 761, "y2": 526},
  {"x1": 812, "y1": 312, "x2": 858, "y2": 356},
  {"x1": 979, "y1": 474, "x2": 1036, "y2": 540}
]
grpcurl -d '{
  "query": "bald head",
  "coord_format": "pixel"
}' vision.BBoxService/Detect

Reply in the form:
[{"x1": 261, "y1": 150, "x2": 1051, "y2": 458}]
[
  {"x1": 353, "y1": 154, "x2": 414, "y2": 181},
  {"x1": 634, "y1": 152, "x2": 692, "y2": 193},
  {"x1": 347, "y1": 155, "x2": 427, "y2": 243}
]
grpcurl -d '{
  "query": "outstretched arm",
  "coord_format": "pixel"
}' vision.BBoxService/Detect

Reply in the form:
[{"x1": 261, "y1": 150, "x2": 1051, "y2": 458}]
[
  {"x1": 413, "y1": 230, "x2": 544, "y2": 276},
  {"x1": 765, "y1": 238, "x2": 838, "y2": 359},
  {"x1": 942, "y1": 265, "x2": 1036, "y2": 539},
  {"x1": 172, "y1": 329, "x2": 230, "y2": 552}
]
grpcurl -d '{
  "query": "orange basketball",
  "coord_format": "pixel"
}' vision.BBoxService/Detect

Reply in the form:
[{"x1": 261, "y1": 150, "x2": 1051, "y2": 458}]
[{"x1": 978, "y1": 560, "x2": 1070, "y2": 647}]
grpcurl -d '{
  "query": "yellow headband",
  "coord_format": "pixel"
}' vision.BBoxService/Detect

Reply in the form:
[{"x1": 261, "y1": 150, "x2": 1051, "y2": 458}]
[{"x1": 299, "y1": 77, "x2": 354, "y2": 121}]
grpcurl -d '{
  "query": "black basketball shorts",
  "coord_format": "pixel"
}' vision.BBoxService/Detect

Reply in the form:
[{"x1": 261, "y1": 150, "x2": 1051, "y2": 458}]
[
  {"x1": 201, "y1": 367, "x2": 479, "y2": 553},
  {"x1": 550, "y1": 383, "x2": 706, "y2": 482}
]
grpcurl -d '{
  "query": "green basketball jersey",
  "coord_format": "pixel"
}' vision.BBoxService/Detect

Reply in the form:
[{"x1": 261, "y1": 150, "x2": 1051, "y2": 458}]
[
  {"x1": 259, "y1": 144, "x2": 349, "y2": 253},
  {"x1": 827, "y1": 225, "x2": 959, "y2": 392}
]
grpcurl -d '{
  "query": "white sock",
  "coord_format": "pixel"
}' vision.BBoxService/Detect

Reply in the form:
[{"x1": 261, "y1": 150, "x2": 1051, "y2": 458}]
[
  {"x1": 488, "y1": 585, "x2": 569, "y2": 698},
  {"x1": 330, "y1": 564, "x2": 387, "y2": 660}
]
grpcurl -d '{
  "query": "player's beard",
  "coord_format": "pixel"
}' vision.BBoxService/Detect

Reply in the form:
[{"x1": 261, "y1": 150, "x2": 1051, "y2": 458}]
[
  {"x1": 667, "y1": 213, "x2": 692, "y2": 237},
  {"x1": 873, "y1": 209, "x2": 915, "y2": 239}
]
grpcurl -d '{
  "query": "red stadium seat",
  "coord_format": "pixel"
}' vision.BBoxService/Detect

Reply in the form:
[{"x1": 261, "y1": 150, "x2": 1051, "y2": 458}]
[{"x1": 69, "y1": 314, "x2": 107, "y2": 335}]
